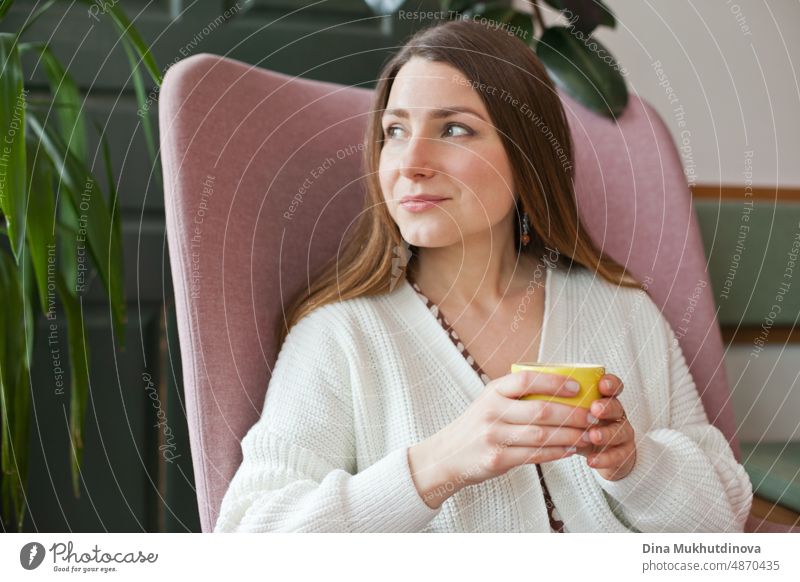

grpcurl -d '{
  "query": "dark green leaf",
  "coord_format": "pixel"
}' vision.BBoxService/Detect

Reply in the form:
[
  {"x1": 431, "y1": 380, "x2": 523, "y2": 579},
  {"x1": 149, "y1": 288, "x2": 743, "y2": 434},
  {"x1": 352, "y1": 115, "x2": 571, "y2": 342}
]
[
  {"x1": 24, "y1": 138, "x2": 56, "y2": 314},
  {"x1": 0, "y1": 248, "x2": 28, "y2": 529},
  {"x1": 0, "y1": 0, "x2": 14, "y2": 22},
  {"x1": 20, "y1": 42, "x2": 87, "y2": 161},
  {"x1": 10, "y1": 360, "x2": 29, "y2": 530},
  {"x1": 75, "y1": 0, "x2": 162, "y2": 85},
  {"x1": 475, "y1": 1, "x2": 514, "y2": 15},
  {"x1": 58, "y1": 190, "x2": 79, "y2": 293},
  {"x1": 224, "y1": 0, "x2": 254, "y2": 17},
  {"x1": 94, "y1": 121, "x2": 121, "y2": 271},
  {"x1": 12, "y1": 251, "x2": 33, "y2": 529},
  {"x1": 120, "y1": 37, "x2": 160, "y2": 186},
  {"x1": 19, "y1": 40, "x2": 92, "y2": 317},
  {"x1": 445, "y1": 0, "x2": 488, "y2": 16},
  {"x1": 542, "y1": 0, "x2": 615, "y2": 34},
  {"x1": 55, "y1": 273, "x2": 89, "y2": 499},
  {"x1": 93, "y1": 120, "x2": 124, "y2": 350},
  {"x1": 27, "y1": 113, "x2": 127, "y2": 346},
  {"x1": 21, "y1": 247, "x2": 35, "y2": 369},
  {"x1": 18, "y1": 0, "x2": 57, "y2": 37},
  {"x1": 478, "y1": 6, "x2": 534, "y2": 45},
  {"x1": 0, "y1": 33, "x2": 27, "y2": 263},
  {"x1": 510, "y1": 11, "x2": 535, "y2": 46},
  {"x1": 537, "y1": 26, "x2": 627, "y2": 118},
  {"x1": 0, "y1": 249, "x2": 11, "y2": 521}
]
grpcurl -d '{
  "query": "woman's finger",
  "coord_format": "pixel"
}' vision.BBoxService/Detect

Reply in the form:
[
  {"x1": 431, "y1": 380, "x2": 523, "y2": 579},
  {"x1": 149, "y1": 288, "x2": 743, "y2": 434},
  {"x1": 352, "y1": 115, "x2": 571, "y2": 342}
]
[
  {"x1": 492, "y1": 397, "x2": 594, "y2": 429},
  {"x1": 493, "y1": 370, "x2": 582, "y2": 400},
  {"x1": 597, "y1": 374, "x2": 624, "y2": 398},
  {"x1": 589, "y1": 397, "x2": 626, "y2": 422},
  {"x1": 495, "y1": 423, "x2": 588, "y2": 449},
  {"x1": 586, "y1": 442, "x2": 636, "y2": 470},
  {"x1": 585, "y1": 419, "x2": 634, "y2": 448}
]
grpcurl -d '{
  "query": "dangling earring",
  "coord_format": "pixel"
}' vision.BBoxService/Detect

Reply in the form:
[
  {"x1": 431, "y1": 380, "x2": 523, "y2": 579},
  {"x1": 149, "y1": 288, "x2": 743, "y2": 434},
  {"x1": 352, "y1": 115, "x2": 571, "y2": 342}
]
[{"x1": 521, "y1": 212, "x2": 531, "y2": 247}]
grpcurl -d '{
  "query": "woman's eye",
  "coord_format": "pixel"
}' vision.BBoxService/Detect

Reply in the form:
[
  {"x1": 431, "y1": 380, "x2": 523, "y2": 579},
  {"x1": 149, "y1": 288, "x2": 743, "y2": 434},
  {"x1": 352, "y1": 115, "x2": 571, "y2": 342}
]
[
  {"x1": 444, "y1": 123, "x2": 471, "y2": 137},
  {"x1": 383, "y1": 123, "x2": 471, "y2": 139},
  {"x1": 384, "y1": 125, "x2": 404, "y2": 139}
]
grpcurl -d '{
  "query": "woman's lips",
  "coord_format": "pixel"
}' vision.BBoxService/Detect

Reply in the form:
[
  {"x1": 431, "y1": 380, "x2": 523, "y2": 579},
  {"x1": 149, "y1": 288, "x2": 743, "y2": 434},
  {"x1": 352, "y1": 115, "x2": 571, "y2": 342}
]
[{"x1": 399, "y1": 198, "x2": 449, "y2": 213}]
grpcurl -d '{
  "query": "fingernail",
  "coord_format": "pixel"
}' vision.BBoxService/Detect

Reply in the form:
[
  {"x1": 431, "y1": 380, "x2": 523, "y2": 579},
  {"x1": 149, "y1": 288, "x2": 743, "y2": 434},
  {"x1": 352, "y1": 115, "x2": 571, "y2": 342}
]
[
  {"x1": 565, "y1": 446, "x2": 577, "y2": 454},
  {"x1": 587, "y1": 413, "x2": 599, "y2": 424},
  {"x1": 602, "y1": 379, "x2": 612, "y2": 390},
  {"x1": 581, "y1": 432, "x2": 592, "y2": 442},
  {"x1": 565, "y1": 380, "x2": 580, "y2": 393}
]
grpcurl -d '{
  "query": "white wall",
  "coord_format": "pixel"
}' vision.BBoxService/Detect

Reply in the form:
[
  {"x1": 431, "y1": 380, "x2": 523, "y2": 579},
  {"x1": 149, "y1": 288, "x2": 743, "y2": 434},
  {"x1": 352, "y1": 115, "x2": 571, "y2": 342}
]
[{"x1": 531, "y1": 0, "x2": 800, "y2": 187}]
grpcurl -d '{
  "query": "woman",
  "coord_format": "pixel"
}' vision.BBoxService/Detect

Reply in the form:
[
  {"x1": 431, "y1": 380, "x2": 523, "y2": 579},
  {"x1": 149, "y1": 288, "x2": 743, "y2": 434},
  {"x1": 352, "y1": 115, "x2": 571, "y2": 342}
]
[{"x1": 214, "y1": 19, "x2": 752, "y2": 533}]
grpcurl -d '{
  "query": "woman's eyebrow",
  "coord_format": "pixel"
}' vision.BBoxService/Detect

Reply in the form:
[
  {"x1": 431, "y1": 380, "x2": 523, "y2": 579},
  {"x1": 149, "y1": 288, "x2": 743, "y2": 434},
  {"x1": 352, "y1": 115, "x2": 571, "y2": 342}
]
[{"x1": 382, "y1": 106, "x2": 487, "y2": 122}]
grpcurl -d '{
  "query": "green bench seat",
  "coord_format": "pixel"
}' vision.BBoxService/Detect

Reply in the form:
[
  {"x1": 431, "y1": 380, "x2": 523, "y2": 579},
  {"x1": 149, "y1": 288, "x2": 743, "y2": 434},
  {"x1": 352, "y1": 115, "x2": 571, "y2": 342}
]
[{"x1": 740, "y1": 441, "x2": 800, "y2": 513}]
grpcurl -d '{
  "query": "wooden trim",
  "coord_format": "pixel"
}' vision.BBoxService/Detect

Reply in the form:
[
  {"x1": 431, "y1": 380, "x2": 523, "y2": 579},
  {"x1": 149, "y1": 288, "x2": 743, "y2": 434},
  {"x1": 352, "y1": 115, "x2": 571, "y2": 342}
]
[
  {"x1": 691, "y1": 184, "x2": 800, "y2": 202},
  {"x1": 751, "y1": 495, "x2": 800, "y2": 527},
  {"x1": 721, "y1": 326, "x2": 800, "y2": 345}
]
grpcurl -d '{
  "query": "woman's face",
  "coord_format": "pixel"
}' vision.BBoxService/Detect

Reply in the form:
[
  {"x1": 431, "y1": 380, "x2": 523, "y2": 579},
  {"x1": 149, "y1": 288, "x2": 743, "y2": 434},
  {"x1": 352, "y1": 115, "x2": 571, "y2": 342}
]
[{"x1": 379, "y1": 58, "x2": 516, "y2": 250}]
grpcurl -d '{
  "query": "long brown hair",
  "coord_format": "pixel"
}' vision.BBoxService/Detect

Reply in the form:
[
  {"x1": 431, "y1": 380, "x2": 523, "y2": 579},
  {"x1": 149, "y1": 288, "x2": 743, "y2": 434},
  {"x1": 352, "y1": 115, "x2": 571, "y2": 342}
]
[{"x1": 277, "y1": 18, "x2": 639, "y2": 346}]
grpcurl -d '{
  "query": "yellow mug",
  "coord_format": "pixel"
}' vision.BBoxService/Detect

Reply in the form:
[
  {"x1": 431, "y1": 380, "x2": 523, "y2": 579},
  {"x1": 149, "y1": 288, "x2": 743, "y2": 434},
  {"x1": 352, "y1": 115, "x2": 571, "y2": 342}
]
[{"x1": 510, "y1": 363, "x2": 605, "y2": 409}]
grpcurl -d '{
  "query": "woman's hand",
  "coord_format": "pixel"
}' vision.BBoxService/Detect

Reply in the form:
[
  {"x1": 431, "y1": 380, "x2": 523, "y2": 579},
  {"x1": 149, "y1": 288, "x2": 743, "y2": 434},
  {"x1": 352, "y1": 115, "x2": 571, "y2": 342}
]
[
  {"x1": 408, "y1": 370, "x2": 595, "y2": 509},
  {"x1": 580, "y1": 374, "x2": 637, "y2": 481}
]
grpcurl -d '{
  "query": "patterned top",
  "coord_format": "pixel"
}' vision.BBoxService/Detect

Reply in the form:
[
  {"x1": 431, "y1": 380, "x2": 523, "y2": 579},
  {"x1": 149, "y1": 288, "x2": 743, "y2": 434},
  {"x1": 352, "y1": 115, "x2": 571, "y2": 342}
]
[{"x1": 408, "y1": 278, "x2": 566, "y2": 533}]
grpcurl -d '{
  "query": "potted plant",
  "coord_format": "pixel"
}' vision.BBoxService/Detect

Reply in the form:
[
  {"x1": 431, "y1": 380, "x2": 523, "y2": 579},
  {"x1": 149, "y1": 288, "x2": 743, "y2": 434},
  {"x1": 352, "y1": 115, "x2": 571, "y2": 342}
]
[
  {"x1": 0, "y1": 0, "x2": 161, "y2": 531},
  {"x1": 364, "y1": 0, "x2": 628, "y2": 118}
]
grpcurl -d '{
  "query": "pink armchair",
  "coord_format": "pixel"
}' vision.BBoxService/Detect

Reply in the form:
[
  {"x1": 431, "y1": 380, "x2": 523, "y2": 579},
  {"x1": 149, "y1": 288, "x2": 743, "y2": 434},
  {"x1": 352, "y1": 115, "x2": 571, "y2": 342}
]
[{"x1": 160, "y1": 53, "x2": 795, "y2": 533}]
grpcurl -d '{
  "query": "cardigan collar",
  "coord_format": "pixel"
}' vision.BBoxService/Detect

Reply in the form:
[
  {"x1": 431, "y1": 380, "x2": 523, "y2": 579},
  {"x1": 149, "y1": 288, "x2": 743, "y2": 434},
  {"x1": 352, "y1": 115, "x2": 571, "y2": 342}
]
[
  {"x1": 393, "y1": 258, "x2": 562, "y2": 404},
  {"x1": 386, "y1": 259, "x2": 633, "y2": 532}
]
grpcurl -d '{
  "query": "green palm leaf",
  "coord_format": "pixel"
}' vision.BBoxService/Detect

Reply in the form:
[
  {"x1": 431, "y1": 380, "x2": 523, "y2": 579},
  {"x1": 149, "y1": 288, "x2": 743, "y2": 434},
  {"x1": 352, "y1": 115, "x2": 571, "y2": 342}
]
[
  {"x1": 55, "y1": 272, "x2": 89, "y2": 498},
  {"x1": 0, "y1": 33, "x2": 27, "y2": 262},
  {"x1": 27, "y1": 114, "x2": 126, "y2": 346},
  {"x1": 24, "y1": 138, "x2": 56, "y2": 314},
  {"x1": 76, "y1": 0, "x2": 162, "y2": 85},
  {"x1": 0, "y1": 249, "x2": 29, "y2": 528},
  {"x1": 19, "y1": 41, "x2": 87, "y2": 160}
]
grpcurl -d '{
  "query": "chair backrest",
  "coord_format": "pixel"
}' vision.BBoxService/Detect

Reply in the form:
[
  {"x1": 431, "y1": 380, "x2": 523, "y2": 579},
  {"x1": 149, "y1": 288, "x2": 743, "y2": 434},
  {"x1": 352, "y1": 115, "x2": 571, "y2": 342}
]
[{"x1": 160, "y1": 53, "x2": 738, "y2": 533}]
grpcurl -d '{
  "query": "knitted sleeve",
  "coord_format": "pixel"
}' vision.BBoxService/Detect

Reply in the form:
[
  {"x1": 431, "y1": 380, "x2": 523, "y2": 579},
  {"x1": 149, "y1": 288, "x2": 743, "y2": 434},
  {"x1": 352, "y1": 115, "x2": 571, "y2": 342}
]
[
  {"x1": 593, "y1": 304, "x2": 753, "y2": 532},
  {"x1": 213, "y1": 307, "x2": 442, "y2": 533}
]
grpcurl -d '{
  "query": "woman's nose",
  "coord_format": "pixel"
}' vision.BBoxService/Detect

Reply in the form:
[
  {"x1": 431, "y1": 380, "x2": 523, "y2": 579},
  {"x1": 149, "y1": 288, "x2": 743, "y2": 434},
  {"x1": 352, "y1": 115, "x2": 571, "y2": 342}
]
[{"x1": 398, "y1": 136, "x2": 436, "y2": 179}]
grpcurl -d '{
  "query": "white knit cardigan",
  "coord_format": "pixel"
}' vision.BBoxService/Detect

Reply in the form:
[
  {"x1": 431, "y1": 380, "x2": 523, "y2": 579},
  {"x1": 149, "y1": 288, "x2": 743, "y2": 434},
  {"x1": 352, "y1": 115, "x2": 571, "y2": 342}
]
[{"x1": 214, "y1": 260, "x2": 753, "y2": 533}]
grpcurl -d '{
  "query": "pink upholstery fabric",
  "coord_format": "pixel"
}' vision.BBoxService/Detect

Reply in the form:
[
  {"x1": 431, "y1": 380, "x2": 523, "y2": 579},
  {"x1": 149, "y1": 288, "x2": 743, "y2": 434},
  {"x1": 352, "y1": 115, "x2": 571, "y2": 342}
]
[{"x1": 160, "y1": 53, "x2": 793, "y2": 533}]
